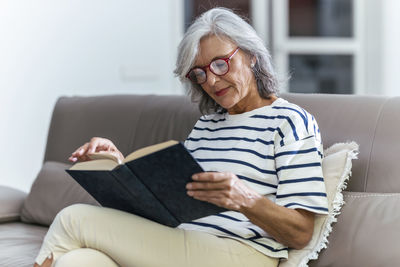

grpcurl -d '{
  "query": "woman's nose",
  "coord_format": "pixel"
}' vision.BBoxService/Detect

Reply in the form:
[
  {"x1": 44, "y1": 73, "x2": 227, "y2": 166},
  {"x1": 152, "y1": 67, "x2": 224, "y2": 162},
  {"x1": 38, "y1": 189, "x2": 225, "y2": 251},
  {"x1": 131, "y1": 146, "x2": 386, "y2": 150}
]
[{"x1": 205, "y1": 69, "x2": 220, "y2": 86}]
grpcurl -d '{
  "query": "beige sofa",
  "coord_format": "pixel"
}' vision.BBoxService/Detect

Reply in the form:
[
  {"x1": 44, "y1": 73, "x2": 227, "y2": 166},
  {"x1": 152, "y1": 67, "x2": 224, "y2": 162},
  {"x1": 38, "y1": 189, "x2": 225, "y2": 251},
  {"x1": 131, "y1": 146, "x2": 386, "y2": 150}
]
[{"x1": 1, "y1": 93, "x2": 400, "y2": 266}]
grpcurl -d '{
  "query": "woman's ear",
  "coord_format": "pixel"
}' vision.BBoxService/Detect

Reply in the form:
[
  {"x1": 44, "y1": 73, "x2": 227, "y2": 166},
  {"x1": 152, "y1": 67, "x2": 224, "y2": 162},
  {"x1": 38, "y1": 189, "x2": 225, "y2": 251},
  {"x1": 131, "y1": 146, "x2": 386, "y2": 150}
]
[{"x1": 250, "y1": 56, "x2": 256, "y2": 68}]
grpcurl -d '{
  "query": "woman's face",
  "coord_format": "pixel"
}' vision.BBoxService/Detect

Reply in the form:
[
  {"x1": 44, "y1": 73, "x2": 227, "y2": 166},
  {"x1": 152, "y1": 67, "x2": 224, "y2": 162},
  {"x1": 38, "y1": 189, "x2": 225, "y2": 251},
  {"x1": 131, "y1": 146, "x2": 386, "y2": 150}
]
[{"x1": 194, "y1": 35, "x2": 261, "y2": 114}]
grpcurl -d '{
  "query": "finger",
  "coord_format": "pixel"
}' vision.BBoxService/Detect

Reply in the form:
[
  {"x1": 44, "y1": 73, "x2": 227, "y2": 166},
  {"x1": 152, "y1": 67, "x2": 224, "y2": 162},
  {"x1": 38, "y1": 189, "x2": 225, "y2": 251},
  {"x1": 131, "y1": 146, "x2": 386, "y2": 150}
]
[
  {"x1": 69, "y1": 154, "x2": 89, "y2": 163},
  {"x1": 88, "y1": 137, "x2": 112, "y2": 154},
  {"x1": 73, "y1": 147, "x2": 93, "y2": 161},
  {"x1": 76, "y1": 154, "x2": 92, "y2": 162},
  {"x1": 192, "y1": 172, "x2": 233, "y2": 182},
  {"x1": 191, "y1": 195, "x2": 239, "y2": 210},
  {"x1": 94, "y1": 141, "x2": 114, "y2": 152},
  {"x1": 187, "y1": 189, "x2": 230, "y2": 199},
  {"x1": 186, "y1": 181, "x2": 228, "y2": 191},
  {"x1": 89, "y1": 138, "x2": 116, "y2": 154},
  {"x1": 71, "y1": 144, "x2": 89, "y2": 157},
  {"x1": 188, "y1": 191, "x2": 222, "y2": 203},
  {"x1": 87, "y1": 138, "x2": 99, "y2": 154},
  {"x1": 68, "y1": 156, "x2": 78, "y2": 163},
  {"x1": 70, "y1": 145, "x2": 89, "y2": 162}
]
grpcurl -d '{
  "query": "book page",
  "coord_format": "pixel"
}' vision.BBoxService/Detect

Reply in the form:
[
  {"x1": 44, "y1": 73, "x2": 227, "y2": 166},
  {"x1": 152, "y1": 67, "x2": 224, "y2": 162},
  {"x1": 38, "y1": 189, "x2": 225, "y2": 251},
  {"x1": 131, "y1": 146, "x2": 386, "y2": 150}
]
[
  {"x1": 69, "y1": 159, "x2": 119, "y2": 171},
  {"x1": 88, "y1": 152, "x2": 120, "y2": 163},
  {"x1": 123, "y1": 140, "x2": 178, "y2": 163}
]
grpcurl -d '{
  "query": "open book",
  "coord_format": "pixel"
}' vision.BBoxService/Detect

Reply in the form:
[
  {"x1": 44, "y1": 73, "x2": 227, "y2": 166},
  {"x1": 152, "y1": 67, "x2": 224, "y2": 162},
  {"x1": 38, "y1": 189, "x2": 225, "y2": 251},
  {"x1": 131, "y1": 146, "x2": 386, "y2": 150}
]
[{"x1": 66, "y1": 140, "x2": 226, "y2": 227}]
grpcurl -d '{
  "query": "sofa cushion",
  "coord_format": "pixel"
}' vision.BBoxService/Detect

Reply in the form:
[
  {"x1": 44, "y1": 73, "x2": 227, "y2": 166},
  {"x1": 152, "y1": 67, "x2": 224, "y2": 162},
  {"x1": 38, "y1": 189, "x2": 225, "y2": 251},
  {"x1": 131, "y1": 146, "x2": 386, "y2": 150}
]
[
  {"x1": 0, "y1": 222, "x2": 48, "y2": 267},
  {"x1": 280, "y1": 142, "x2": 358, "y2": 267},
  {"x1": 21, "y1": 161, "x2": 99, "y2": 226},
  {"x1": 0, "y1": 186, "x2": 27, "y2": 223},
  {"x1": 309, "y1": 192, "x2": 400, "y2": 267}
]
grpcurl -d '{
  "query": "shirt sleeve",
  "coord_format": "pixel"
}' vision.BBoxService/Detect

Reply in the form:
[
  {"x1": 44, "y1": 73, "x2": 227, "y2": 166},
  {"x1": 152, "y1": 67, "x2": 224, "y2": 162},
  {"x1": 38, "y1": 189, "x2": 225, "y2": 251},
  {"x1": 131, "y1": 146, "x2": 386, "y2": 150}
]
[{"x1": 274, "y1": 113, "x2": 329, "y2": 215}]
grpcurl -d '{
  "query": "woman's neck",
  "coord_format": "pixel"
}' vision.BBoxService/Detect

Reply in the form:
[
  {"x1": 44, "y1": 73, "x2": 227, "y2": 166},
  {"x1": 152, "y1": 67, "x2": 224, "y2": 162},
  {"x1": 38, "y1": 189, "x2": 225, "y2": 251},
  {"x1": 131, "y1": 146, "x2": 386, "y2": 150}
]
[{"x1": 227, "y1": 94, "x2": 278, "y2": 115}]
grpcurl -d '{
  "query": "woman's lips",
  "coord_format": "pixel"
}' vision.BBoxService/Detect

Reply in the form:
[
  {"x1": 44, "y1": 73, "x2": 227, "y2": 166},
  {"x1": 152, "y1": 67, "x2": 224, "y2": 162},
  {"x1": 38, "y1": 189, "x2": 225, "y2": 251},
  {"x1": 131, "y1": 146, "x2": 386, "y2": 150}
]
[{"x1": 215, "y1": 87, "x2": 229, "y2": 97}]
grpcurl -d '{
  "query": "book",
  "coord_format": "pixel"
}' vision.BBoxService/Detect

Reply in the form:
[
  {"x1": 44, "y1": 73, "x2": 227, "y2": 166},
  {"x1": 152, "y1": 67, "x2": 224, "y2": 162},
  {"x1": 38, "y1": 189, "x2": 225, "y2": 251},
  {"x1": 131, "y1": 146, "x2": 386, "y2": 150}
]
[{"x1": 66, "y1": 140, "x2": 226, "y2": 227}]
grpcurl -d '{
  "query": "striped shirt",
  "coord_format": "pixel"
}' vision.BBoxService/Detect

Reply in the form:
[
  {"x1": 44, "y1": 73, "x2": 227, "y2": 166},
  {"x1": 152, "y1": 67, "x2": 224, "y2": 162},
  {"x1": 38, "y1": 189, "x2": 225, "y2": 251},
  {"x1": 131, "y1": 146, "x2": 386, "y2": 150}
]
[{"x1": 178, "y1": 98, "x2": 328, "y2": 259}]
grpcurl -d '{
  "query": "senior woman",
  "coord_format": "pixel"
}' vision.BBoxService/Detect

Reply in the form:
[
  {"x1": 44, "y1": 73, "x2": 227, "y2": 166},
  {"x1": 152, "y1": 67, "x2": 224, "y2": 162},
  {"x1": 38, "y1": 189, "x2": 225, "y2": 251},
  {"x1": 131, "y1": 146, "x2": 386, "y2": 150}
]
[{"x1": 34, "y1": 7, "x2": 328, "y2": 267}]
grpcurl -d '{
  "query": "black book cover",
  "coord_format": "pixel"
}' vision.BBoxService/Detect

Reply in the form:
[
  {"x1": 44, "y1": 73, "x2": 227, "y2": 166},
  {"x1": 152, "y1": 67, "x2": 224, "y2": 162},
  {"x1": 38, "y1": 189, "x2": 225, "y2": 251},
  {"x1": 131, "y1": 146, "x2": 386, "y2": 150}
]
[{"x1": 67, "y1": 142, "x2": 226, "y2": 227}]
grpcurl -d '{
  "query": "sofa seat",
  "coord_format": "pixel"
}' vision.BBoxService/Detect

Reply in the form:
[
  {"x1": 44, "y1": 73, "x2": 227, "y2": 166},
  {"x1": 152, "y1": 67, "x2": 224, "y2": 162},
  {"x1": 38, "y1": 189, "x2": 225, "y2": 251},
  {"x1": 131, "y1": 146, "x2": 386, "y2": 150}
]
[{"x1": 0, "y1": 222, "x2": 47, "y2": 267}]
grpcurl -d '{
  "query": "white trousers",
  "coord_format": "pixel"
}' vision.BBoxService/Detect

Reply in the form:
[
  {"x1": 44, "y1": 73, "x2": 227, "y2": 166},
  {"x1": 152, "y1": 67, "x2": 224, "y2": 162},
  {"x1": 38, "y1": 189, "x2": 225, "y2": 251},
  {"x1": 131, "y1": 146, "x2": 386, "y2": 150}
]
[{"x1": 35, "y1": 204, "x2": 279, "y2": 267}]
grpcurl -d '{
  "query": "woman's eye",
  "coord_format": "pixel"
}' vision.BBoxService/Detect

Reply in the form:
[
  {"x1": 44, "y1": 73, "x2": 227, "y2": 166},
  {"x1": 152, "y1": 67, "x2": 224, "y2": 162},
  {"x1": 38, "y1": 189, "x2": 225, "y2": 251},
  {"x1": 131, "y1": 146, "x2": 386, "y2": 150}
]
[
  {"x1": 214, "y1": 61, "x2": 226, "y2": 68},
  {"x1": 195, "y1": 72, "x2": 206, "y2": 78}
]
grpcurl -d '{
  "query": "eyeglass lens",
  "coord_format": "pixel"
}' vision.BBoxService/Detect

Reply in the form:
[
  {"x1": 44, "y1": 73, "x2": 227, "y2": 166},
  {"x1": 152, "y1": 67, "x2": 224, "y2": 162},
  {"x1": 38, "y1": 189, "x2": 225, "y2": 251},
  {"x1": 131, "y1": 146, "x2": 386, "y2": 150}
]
[{"x1": 189, "y1": 59, "x2": 229, "y2": 84}]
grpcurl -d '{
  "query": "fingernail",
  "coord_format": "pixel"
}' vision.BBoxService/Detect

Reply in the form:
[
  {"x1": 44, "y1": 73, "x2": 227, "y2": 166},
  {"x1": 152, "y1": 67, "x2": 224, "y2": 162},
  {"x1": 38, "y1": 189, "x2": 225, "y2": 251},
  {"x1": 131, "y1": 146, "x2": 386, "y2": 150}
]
[
  {"x1": 192, "y1": 174, "x2": 198, "y2": 180},
  {"x1": 186, "y1": 183, "x2": 192, "y2": 189},
  {"x1": 187, "y1": 191, "x2": 194, "y2": 196}
]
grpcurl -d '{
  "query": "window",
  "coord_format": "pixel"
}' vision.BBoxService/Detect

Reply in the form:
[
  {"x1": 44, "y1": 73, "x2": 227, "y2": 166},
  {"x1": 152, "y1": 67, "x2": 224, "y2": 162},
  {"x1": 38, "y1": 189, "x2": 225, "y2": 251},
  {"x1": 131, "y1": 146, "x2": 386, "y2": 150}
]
[
  {"x1": 270, "y1": 0, "x2": 364, "y2": 94},
  {"x1": 289, "y1": 0, "x2": 353, "y2": 37},
  {"x1": 289, "y1": 54, "x2": 353, "y2": 94},
  {"x1": 183, "y1": 0, "x2": 366, "y2": 95}
]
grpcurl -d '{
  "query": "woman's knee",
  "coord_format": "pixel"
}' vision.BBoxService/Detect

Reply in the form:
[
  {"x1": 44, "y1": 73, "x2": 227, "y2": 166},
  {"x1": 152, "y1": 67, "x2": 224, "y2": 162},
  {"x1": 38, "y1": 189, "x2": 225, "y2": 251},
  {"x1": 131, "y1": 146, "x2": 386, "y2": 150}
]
[
  {"x1": 54, "y1": 204, "x2": 96, "y2": 223},
  {"x1": 55, "y1": 248, "x2": 118, "y2": 267}
]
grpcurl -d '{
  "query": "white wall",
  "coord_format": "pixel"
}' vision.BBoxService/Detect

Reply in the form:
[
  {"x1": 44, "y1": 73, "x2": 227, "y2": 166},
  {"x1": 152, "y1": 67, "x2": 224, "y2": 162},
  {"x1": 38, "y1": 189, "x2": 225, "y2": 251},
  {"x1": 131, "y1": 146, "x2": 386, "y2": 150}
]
[
  {"x1": 0, "y1": 0, "x2": 184, "y2": 192},
  {"x1": 364, "y1": 0, "x2": 383, "y2": 96}
]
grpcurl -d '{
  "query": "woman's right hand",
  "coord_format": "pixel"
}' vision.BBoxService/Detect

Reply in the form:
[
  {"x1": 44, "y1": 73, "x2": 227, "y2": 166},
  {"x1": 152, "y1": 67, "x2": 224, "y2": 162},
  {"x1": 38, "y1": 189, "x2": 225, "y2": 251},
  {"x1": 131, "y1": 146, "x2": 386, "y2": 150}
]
[{"x1": 68, "y1": 137, "x2": 124, "y2": 163}]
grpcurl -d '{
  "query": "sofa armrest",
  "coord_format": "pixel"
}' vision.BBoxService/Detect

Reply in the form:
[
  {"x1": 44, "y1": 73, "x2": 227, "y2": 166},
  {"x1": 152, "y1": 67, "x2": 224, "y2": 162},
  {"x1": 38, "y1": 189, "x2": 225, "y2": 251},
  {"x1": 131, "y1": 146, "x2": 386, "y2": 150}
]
[{"x1": 0, "y1": 185, "x2": 27, "y2": 223}]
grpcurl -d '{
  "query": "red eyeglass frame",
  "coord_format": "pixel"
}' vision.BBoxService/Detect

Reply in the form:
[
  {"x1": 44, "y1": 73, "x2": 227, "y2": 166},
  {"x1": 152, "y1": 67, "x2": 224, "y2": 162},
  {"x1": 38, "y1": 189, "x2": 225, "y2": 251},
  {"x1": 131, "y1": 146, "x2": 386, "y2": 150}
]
[{"x1": 186, "y1": 47, "x2": 240, "y2": 84}]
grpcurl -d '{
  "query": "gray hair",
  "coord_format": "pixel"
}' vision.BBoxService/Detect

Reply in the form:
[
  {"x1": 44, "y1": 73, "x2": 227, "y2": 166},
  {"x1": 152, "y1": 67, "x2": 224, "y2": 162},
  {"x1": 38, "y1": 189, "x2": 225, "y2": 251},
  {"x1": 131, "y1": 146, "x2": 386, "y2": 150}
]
[{"x1": 174, "y1": 7, "x2": 278, "y2": 114}]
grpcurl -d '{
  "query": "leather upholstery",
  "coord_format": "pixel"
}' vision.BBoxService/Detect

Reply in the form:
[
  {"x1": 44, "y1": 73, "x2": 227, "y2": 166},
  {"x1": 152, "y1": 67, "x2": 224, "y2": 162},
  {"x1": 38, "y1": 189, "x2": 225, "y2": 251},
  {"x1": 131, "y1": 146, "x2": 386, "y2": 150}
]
[
  {"x1": 1, "y1": 93, "x2": 399, "y2": 266},
  {"x1": 0, "y1": 186, "x2": 27, "y2": 223},
  {"x1": 282, "y1": 93, "x2": 393, "y2": 192},
  {"x1": 43, "y1": 95, "x2": 201, "y2": 164}
]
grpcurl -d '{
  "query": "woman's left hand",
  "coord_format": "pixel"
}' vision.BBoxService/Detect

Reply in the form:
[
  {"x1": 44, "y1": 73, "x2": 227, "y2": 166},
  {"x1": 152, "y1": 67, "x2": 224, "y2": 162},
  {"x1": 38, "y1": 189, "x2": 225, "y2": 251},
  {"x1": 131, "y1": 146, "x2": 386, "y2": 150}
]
[{"x1": 186, "y1": 172, "x2": 261, "y2": 211}]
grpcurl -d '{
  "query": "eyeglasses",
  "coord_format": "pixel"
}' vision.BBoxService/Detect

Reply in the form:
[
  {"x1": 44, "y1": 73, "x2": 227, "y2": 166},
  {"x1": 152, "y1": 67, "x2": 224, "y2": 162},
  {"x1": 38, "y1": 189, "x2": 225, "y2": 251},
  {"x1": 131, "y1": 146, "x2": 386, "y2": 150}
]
[{"x1": 186, "y1": 47, "x2": 239, "y2": 84}]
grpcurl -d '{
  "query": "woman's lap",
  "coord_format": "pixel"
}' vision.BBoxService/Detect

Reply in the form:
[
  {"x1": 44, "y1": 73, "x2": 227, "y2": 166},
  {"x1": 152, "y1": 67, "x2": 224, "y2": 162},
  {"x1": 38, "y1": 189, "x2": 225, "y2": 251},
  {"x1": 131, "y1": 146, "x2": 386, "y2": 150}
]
[{"x1": 36, "y1": 204, "x2": 278, "y2": 267}]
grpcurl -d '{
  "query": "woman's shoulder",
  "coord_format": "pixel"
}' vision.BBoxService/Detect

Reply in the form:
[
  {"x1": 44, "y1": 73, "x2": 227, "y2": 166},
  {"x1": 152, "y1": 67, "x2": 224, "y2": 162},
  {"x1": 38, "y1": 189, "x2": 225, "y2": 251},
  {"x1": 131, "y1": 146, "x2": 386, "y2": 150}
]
[
  {"x1": 271, "y1": 98, "x2": 314, "y2": 123},
  {"x1": 271, "y1": 98, "x2": 307, "y2": 113},
  {"x1": 270, "y1": 98, "x2": 321, "y2": 139}
]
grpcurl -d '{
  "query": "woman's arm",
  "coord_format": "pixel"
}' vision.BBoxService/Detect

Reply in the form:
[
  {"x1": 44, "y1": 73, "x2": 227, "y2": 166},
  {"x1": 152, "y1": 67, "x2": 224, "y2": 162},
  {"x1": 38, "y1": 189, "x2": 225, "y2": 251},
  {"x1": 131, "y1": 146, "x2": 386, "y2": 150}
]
[
  {"x1": 240, "y1": 194, "x2": 314, "y2": 249},
  {"x1": 186, "y1": 171, "x2": 314, "y2": 249}
]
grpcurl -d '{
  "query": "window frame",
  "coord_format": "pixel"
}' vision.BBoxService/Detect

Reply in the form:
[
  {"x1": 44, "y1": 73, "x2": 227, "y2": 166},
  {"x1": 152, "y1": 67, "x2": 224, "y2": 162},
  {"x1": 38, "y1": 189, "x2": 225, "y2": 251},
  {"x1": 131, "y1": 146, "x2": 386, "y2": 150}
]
[{"x1": 251, "y1": 0, "x2": 365, "y2": 94}]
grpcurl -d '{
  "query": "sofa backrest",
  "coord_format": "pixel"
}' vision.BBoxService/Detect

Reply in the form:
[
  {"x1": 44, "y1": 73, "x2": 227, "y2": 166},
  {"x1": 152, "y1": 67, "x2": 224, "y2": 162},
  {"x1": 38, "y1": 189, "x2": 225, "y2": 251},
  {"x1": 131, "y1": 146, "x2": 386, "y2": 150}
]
[
  {"x1": 282, "y1": 93, "x2": 400, "y2": 194},
  {"x1": 44, "y1": 93, "x2": 400, "y2": 194},
  {"x1": 44, "y1": 94, "x2": 201, "y2": 164}
]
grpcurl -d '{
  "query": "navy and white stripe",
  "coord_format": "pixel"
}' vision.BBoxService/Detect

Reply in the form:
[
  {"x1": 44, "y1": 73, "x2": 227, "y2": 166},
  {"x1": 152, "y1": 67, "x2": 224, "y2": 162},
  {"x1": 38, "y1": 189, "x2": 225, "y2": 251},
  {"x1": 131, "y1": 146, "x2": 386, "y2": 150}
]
[{"x1": 178, "y1": 98, "x2": 328, "y2": 259}]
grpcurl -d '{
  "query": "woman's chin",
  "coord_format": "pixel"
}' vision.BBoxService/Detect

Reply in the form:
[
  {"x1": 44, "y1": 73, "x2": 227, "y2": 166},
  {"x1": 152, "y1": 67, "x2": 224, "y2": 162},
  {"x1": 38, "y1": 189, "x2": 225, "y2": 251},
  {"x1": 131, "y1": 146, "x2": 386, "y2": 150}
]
[
  {"x1": 213, "y1": 95, "x2": 237, "y2": 111},
  {"x1": 216, "y1": 101, "x2": 233, "y2": 110}
]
